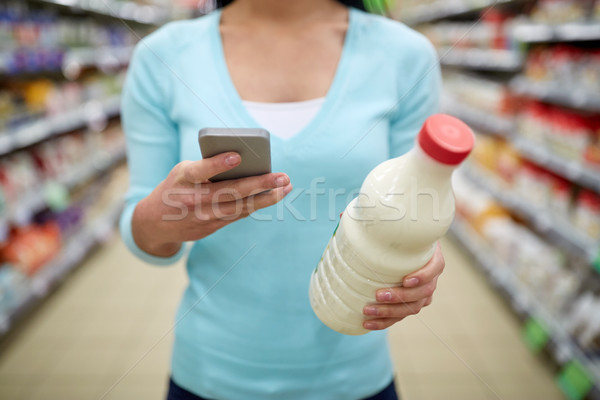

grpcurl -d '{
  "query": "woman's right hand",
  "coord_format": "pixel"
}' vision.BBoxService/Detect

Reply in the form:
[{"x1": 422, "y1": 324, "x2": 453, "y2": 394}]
[{"x1": 131, "y1": 152, "x2": 292, "y2": 257}]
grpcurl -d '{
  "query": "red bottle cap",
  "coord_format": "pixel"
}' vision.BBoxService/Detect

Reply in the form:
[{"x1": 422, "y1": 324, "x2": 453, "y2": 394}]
[{"x1": 418, "y1": 114, "x2": 475, "y2": 165}]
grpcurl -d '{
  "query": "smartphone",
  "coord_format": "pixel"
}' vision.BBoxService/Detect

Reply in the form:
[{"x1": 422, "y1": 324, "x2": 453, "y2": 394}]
[{"x1": 198, "y1": 127, "x2": 271, "y2": 182}]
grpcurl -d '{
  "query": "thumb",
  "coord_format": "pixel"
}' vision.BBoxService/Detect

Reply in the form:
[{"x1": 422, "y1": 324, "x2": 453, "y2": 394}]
[{"x1": 182, "y1": 152, "x2": 241, "y2": 183}]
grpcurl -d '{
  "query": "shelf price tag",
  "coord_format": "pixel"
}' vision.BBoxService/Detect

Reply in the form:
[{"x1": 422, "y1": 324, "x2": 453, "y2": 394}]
[
  {"x1": 557, "y1": 361, "x2": 593, "y2": 400},
  {"x1": 523, "y1": 318, "x2": 549, "y2": 353},
  {"x1": 593, "y1": 250, "x2": 600, "y2": 274}
]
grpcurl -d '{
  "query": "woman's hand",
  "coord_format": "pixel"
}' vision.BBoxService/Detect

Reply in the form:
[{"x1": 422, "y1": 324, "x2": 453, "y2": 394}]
[
  {"x1": 362, "y1": 242, "x2": 445, "y2": 331},
  {"x1": 132, "y1": 152, "x2": 292, "y2": 257}
]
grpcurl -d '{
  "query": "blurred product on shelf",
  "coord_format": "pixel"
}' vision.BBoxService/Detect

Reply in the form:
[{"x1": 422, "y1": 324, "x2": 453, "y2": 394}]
[
  {"x1": 0, "y1": 120, "x2": 125, "y2": 225},
  {"x1": 517, "y1": 100, "x2": 600, "y2": 166},
  {"x1": 524, "y1": 45, "x2": 600, "y2": 95},
  {"x1": 398, "y1": 0, "x2": 600, "y2": 25},
  {"x1": 0, "y1": 222, "x2": 61, "y2": 276},
  {"x1": 0, "y1": 1, "x2": 146, "y2": 75},
  {"x1": 0, "y1": 71, "x2": 125, "y2": 133},
  {"x1": 566, "y1": 292, "x2": 600, "y2": 351},
  {"x1": 573, "y1": 190, "x2": 600, "y2": 239},
  {"x1": 470, "y1": 134, "x2": 520, "y2": 183},
  {"x1": 393, "y1": 0, "x2": 518, "y2": 25},
  {"x1": 530, "y1": 0, "x2": 599, "y2": 23},
  {"x1": 513, "y1": 161, "x2": 571, "y2": 216},
  {"x1": 443, "y1": 72, "x2": 518, "y2": 116},
  {"x1": 36, "y1": 205, "x2": 85, "y2": 236}
]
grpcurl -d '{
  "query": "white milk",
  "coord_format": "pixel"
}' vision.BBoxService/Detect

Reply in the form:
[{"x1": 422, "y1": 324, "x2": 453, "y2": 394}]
[{"x1": 309, "y1": 114, "x2": 474, "y2": 335}]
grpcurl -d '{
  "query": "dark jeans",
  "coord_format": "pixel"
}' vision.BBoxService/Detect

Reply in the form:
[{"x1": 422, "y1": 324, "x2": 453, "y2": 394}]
[{"x1": 167, "y1": 378, "x2": 399, "y2": 400}]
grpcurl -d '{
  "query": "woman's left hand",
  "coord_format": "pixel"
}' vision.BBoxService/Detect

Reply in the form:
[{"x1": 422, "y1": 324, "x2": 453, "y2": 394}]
[{"x1": 362, "y1": 242, "x2": 445, "y2": 331}]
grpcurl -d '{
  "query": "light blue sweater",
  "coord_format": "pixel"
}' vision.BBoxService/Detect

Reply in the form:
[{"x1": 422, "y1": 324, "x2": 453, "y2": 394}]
[{"x1": 120, "y1": 7, "x2": 440, "y2": 400}]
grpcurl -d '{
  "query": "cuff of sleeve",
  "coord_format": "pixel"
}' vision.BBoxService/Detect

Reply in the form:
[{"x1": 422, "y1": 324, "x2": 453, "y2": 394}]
[{"x1": 119, "y1": 202, "x2": 186, "y2": 266}]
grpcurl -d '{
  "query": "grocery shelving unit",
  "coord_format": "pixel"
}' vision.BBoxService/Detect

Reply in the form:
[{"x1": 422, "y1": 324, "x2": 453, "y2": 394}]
[
  {"x1": 461, "y1": 166, "x2": 598, "y2": 262},
  {"x1": 510, "y1": 76, "x2": 600, "y2": 113},
  {"x1": 29, "y1": 0, "x2": 170, "y2": 25},
  {"x1": 450, "y1": 217, "x2": 600, "y2": 396},
  {"x1": 511, "y1": 21, "x2": 600, "y2": 43},
  {"x1": 0, "y1": 197, "x2": 124, "y2": 335},
  {"x1": 398, "y1": 0, "x2": 600, "y2": 398},
  {"x1": 0, "y1": 46, "x2": 133, "y2": 77},
  {"x1": 0, "y1": 0, "x2": 199, "y2": 342},
  {"x1": 0, "y1": 95, "x2": 121, "y2": 156},
  {"x1": 5, "y1": 148, "x2": 126, "y2": 226},
  {"x1": 0, "y1": 0, "x2": 189, "y2": 340},
  {"x1": 397, "y1": 0, "x2": 521, "y2": 26},
  {"x1": 442, "y1": 95, "x2": 514, "y2": 135},
  {"x1": 511, "y1": 137, "x2": 600, "y2": 193},
  {"x1": 439, "y1": 47, "x2": 524, "y2": 71},
  {"x1": 443, "y1": 98, "x2": 600, "y2": 192}
]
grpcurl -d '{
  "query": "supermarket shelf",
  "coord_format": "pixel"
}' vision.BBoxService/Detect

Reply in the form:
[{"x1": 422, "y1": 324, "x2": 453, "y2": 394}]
[
  {"x1": 461, "y1": 167, "x2": 600, "y2": 263},
  {"x1": 30, "y1": 0, "x2": 169, "y2": 25},
  {"x1": 0, "y1": 94, "x2": 121, "y2": 157},
  {"x1": 0, "y1": 46, "x2": 133, "y2": 77},
  {"x1": 442, "y1": 95, "x2": 514, "y2": 135},
  {"x1": 510, "y1": 76, "x2": 600, "y2": 112},
  {"x1": 450, "y1": 217, "x2": 600, "y2": 392},
  {"x1": 443, "y1": 97, "x2": 600, "y2": 192},
  {"x1": 6, "y1": 148, "x2": 126, "y2": 226},
  {"x1": 400, "y1": 0, "x2": 518, "y2": 26},
  {"x1": 439, "y1": 47, "x2": 524, "y2": 72},
  {"x1": 0, "y1": 197, "x2": 124, "y2": 336},
  {"x1": 512, "y1": 136, "x2": 600, "y2": 193},
  {"x1": 512, "y1": 21, "x2": 600, "y2": 43},
  {"x1": 62, "y1": 45, "x2": 134, "y2": 76}
]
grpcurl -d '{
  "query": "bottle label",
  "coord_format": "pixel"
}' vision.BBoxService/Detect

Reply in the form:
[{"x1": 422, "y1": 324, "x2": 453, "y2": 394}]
[{"x1": 332, "y1": 221, "x2": 340, "y2": 237}]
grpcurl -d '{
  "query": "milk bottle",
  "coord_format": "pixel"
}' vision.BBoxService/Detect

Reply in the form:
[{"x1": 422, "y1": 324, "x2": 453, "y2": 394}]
[{"x1": 309, "y1": 114, "x2": 474, "y2": 335}]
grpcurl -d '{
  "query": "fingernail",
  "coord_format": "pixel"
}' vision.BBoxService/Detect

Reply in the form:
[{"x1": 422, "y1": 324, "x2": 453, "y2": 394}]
[
  {"x1": 364, "y1": 321, "x2": 378, "y2": 330},
  {"x1": 363, "y1": 306, "x2": 378, "y2": 316},
  {"x1": 377, "y1": 290, "x2": 392, "y2": 302},
  {"x1": 225, "y1": 154, "x2": 240, "y2": 166},
  {"x1": 404, "y1": 277, "x2": 419, "y2": 288},
  {"x1": 283, "y1": 184, "x2": 293, "y2": 195},
  {"x1": 275, "y1": 175, "x2": 289, "y2": 187}
]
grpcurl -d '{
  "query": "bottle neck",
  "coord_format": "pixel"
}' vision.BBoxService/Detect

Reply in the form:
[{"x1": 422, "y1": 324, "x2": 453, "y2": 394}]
[{"x1": 407, "y1": 145, "x2": 458, "y2": 180}]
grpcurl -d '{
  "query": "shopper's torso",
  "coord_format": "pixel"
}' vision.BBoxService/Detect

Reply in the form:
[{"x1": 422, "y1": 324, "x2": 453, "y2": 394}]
[{"x1": 139, "y1": 8, "x2": 437, "y2": 399}]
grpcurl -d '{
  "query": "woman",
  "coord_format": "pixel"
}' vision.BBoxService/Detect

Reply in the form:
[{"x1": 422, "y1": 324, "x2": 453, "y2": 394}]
[{"x1": 120, "y1": 0, "x2": 444, "y2": 399}]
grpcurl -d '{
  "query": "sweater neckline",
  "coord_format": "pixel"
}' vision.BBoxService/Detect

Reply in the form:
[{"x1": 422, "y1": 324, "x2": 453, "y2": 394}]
[{"x1": 210, "y1": 8, "x2": 358, "y2": 143}]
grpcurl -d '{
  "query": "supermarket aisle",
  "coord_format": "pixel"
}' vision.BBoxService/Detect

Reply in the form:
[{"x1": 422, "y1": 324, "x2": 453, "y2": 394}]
[
  {"x1": 0, "y1": 232, "x2": 564, "y2": 400},
  {"x1": 0, "y1": 230, "x2": 187, "y2": 400}
]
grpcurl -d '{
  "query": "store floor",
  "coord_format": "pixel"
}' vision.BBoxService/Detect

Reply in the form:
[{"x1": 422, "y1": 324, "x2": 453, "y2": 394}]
[{"x1": 0, "y1": 232, "x2": 565, "y2": 400}]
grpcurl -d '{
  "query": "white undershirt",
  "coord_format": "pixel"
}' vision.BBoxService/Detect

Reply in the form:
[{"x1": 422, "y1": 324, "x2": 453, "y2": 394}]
[{"x1": 242, "y1": 97, "x2": 326, "y2": 139}]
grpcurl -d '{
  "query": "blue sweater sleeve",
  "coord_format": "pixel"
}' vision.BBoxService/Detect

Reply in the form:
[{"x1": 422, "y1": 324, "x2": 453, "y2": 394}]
[
  {"x1": 389, "y1": 35, "x2": 442, "y2": 157},
  {"x1": 119, "y1": 34, "x2": 186, "y2": 266}
]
